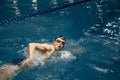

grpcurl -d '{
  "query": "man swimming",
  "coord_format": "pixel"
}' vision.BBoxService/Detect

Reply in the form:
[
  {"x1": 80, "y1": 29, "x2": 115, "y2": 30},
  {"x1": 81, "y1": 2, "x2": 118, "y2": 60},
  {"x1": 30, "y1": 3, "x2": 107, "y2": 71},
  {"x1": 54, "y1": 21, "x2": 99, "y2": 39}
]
[
  {"x1": 0, "y1": 36, "x2": 66, "y2": 80},
  {"x1": 21, "y1": 36, "x2": 66, "y2": 67}
]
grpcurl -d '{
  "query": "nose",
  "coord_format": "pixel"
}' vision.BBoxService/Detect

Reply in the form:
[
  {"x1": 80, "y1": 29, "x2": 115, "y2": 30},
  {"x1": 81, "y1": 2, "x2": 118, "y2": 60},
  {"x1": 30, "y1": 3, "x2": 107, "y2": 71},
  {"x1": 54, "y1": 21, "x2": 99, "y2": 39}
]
[{"x1": 59, "y1": 42, "x2": 63, "y2": 46}]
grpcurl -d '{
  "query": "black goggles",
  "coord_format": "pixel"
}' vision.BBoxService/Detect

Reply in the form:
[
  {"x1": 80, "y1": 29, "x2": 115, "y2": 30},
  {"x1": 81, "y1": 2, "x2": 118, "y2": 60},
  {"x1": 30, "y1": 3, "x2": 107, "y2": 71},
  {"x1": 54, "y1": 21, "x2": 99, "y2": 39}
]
[{"x1": 55, "y1": 40, "x2": 65, "y2": 45}]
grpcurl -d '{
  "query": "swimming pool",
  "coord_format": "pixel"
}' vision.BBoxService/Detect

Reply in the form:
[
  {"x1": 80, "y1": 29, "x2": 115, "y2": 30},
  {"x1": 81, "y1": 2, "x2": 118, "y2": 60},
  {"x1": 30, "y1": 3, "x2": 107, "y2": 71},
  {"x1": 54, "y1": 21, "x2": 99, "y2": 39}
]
[{"x1": 0, "y1": 0, "x2": 120, "y2": 80}]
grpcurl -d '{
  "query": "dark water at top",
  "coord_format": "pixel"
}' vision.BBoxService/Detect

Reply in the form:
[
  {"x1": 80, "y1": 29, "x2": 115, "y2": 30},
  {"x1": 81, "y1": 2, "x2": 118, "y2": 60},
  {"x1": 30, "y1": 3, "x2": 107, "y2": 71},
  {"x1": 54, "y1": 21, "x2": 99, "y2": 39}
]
[{"x1": 0, "y1": 0, "x2": 120, "y2": 80}]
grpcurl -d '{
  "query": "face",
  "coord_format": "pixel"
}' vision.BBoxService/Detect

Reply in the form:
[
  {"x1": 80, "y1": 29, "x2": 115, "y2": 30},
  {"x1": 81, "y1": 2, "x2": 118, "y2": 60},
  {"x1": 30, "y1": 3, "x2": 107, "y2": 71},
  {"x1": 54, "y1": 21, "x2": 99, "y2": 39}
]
[{"x1": 53, "y1": 38, "x2": 65, "y2": 51}]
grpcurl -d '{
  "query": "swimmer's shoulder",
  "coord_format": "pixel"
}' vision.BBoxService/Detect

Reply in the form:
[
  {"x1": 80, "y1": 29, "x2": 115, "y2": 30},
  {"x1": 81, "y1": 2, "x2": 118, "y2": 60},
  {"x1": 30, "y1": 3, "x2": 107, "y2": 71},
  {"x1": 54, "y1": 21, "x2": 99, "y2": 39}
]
[
  {"x1": 29, "y1": 43, "x2": 51, "y2": 47},
  {"x1": 41, "y1": 43, "x2": 53, "y2": 50},
  {"x1": 29, "y1": 43, "x2": 53, "y2": 50}
]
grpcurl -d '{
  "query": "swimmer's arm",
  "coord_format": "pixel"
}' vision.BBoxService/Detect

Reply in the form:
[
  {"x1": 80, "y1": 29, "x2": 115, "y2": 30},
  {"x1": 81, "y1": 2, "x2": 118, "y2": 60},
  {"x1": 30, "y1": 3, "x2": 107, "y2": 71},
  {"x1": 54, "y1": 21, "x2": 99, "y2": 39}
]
[
  {"x1": 28, "y1": 43, "x2": 51, "y2": 59},
  {"x1": 36, "y1": 43, "x2": 52, "y2": 51},
  {"x1": 21, "y1": 43, "x2": 36, "y2": 67},
  {"x1": 29, "y1": 43, "x2": 53, "y2": 61},
  {"x1": 27, "y1": 43, "x2": 36, "y2": 59},
  {"x1": 21, "y1": 43, "x2": 52, "y2": 67}
]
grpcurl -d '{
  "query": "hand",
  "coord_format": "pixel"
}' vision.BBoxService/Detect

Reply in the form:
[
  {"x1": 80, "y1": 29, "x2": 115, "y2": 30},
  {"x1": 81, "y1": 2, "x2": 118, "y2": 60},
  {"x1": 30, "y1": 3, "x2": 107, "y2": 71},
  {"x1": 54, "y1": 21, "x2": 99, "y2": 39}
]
[{"x1": 21, "y1": 58, "x2": 34, "y2": 67}]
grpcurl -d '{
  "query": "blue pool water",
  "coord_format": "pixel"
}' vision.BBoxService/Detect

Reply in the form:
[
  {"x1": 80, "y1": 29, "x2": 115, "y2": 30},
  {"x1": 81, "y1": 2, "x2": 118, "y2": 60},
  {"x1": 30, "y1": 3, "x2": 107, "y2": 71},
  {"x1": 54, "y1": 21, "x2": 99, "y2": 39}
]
[{"x1": 0, "y1": 0, "x2": 120, "y2": 80}]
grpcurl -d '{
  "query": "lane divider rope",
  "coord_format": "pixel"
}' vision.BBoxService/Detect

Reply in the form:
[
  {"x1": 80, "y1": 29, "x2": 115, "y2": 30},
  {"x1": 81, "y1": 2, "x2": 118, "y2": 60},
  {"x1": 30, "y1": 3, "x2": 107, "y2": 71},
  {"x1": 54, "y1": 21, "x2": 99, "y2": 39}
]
[{"x1": 0, "y1": 0, "x2": 91, "y2": 25}]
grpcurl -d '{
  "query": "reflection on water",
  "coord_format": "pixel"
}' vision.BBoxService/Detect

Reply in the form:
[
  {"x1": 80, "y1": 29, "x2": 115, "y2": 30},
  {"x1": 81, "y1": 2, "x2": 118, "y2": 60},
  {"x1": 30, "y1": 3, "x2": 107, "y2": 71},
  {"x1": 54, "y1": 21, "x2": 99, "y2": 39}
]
[
  {"x1": 51, "y1": 0, "x2": 58, "y2": 6},
  {"x1": 95, "y1": 0, "x2": 104, "y2": 23},
  {"x1": 88, "y1": 64, "x2": 114, "y2": 73},
  {"x1": 88, "y1": 16, "x2": 120, "y2": 43},
  {"x1": 32, "y1": 0, "x2": 37, "y2": 11},
  {"x1": 86, "y1": 0, "x2": 120, "y2": 43},
  {"x1": 68, "y1": 0, "x2": 74, "y2": 3},
  {"x1": 12, "y1": 0, "x2": 20, "y2": 16}
]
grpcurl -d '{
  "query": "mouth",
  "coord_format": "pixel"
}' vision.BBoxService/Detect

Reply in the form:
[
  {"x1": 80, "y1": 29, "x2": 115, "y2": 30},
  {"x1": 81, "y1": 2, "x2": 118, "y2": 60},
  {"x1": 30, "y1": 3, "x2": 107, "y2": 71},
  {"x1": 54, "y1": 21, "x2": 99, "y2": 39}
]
[{"x1": 57, "y1": 46, "x2": 61, "y2": 49}]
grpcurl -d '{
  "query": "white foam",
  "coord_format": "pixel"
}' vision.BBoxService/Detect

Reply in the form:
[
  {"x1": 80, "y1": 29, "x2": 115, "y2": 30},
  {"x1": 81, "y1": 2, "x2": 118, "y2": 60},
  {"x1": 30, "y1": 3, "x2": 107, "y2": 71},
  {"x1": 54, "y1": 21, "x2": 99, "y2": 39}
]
[
  {"x1": 20, "y1": 47, "x2": 44, "y2": 66},
  {"x1": 60, "y1": 51, "x2": 76, "y2": 60},
  {"x1": 32, "y1": 50, "x2": 45, "y2": 66},
  {"x1": 106, "y1": 22, "x2": 112, "y2": 26},
  {"x1": 19, "y1": 47, "x2": 28, "y2": 56},
  {"x1": 46, "y1": 50, "x2": 76, "y2": 64}
]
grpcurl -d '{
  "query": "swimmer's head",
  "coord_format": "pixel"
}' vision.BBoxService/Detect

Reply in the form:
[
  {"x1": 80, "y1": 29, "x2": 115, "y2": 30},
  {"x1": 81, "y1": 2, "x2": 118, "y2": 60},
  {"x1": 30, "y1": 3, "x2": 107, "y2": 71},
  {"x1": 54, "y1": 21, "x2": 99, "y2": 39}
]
[{"x1": 53, "y1": 36, "x2": 66, "y2": 51}]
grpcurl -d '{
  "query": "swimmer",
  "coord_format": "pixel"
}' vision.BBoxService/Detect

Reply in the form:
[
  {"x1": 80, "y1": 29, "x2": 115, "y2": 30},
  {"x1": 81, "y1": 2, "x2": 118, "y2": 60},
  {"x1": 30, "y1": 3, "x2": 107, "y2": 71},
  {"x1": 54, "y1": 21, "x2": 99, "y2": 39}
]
[
  {"x1": 0, "y1": 36, "x2": 66, "y2": 80},
  {"x1": 21, "y1": 36, "x2": 66, "y2": 67}
]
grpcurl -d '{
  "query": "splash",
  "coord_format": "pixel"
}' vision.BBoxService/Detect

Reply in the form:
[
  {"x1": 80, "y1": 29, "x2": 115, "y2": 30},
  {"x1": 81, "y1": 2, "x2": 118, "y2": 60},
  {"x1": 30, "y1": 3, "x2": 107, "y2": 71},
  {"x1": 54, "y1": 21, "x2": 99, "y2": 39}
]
[
  {"x1": 47, "y1": 50, "x2": 76, "y2": 64},
  {"x1": 32, "y1": 50, "x2": 45, "y2": 66},
  {"x1": 60, "y1": 51, "x2": 76, "y2": 60},
  {"x1": 21, "y1": 48, "x2": 45, "y2": 66}
]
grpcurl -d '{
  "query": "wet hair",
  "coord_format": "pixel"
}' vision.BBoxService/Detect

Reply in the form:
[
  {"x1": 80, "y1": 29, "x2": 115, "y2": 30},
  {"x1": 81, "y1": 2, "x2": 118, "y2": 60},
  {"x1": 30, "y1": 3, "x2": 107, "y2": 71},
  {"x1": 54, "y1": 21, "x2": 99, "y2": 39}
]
[{"x1": 54, "y1": 35, "x2": 66, "y2": 42}]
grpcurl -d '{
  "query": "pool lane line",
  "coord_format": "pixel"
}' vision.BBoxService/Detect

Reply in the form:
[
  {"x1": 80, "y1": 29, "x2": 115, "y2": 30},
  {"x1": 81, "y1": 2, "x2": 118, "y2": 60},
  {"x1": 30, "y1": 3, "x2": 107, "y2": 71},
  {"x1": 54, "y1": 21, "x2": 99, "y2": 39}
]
[{"x1": 0, "y1": 0, "x2": 92, "y2": 25}]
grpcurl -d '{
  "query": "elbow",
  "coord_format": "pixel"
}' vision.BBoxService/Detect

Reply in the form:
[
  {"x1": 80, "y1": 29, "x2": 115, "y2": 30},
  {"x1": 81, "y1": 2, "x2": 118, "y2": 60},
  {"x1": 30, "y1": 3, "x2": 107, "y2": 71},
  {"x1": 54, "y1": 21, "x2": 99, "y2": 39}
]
[{"x1": 28, "y1": 43, "x2": 35, "y2": 47}]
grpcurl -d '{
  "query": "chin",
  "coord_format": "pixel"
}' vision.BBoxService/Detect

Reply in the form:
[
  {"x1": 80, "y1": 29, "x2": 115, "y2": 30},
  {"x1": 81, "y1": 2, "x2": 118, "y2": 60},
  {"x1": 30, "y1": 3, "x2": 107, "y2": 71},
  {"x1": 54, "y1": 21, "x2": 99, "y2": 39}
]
[
  {"x1": 56, "y1": 49, "x2": 60, "y2": 51},
  {"x1": 55, "y1": 48, "x2": 61, "y2": 51}
]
